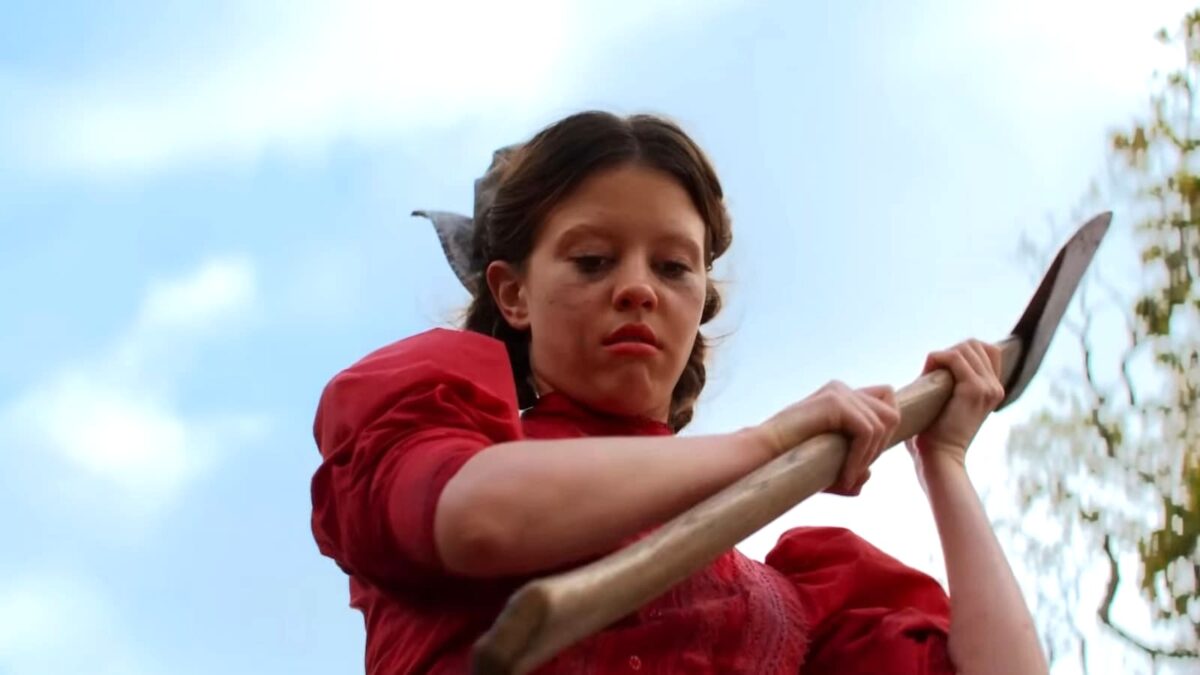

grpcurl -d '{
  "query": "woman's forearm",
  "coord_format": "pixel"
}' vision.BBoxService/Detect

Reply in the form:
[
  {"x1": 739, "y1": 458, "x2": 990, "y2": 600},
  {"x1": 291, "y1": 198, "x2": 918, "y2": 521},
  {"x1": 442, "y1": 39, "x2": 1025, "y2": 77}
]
[
  {"x1": 434, "y1": 428, "x2": 772, "y2": 577},
  {"x1": 922, "y1": 453, "x2": 1047, "y2": 675}
]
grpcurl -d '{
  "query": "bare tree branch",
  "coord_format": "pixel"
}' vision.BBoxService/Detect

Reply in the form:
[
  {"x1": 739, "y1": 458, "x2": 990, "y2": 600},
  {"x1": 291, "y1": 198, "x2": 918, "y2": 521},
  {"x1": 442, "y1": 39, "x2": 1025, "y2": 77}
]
[{"x1": 1097, "y1": 535, "x2": 1200, "y2": 660}]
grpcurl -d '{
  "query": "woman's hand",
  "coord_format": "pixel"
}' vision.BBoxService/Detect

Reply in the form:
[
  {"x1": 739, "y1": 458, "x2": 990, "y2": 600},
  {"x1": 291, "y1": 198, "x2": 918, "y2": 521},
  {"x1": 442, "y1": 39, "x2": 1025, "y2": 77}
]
[
  {"x1": 909, "y1": 340, "x2": 1048, "y2": 675},
  {"x1": 908, "y1": 339, "x2": 1005, "y2": 475},
  {"x1": 758, "y1": 381, "x2": 901, "y2": 495}
]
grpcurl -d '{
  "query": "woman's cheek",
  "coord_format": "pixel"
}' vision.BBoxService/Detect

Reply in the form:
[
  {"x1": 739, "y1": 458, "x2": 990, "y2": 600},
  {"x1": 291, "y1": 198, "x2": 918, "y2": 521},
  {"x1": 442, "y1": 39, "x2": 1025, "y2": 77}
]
[{"x1": 683, "y1": 278, "x2": 708, "y2": 319}]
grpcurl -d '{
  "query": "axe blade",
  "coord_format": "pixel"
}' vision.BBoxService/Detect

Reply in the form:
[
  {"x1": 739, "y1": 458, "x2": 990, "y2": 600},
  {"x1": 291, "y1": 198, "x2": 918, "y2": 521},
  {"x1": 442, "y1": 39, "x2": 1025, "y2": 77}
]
[{"x1": 999, "y1": 211, "x2": 1112, "y2": 409}]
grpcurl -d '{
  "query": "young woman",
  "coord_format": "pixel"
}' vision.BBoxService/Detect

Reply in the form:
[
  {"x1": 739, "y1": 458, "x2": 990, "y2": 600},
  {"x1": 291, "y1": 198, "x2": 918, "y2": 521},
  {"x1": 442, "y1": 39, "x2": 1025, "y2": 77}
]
[{"x1": 311, "y1": 111, "x2": 1046, "y2": 674}]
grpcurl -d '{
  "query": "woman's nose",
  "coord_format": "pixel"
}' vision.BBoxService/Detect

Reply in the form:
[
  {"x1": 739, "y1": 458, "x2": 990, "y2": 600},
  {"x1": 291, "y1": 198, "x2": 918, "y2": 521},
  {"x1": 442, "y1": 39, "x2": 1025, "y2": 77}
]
[{"x1": 612, "y1": 264, "x2": 659, "y2": 311}]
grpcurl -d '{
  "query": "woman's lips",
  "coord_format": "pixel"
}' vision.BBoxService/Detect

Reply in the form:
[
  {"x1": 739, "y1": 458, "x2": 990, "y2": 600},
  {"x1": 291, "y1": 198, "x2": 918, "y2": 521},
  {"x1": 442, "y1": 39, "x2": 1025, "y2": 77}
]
[
  {"x1": 602, "y1": 323, "x2": 661, "y2": 358},
  {"x1": 603, "y1": 342, "x2": 660, "y2": 358},
  {"x1": 603, "y1": 323, "x2": 660, "y2": 347}
]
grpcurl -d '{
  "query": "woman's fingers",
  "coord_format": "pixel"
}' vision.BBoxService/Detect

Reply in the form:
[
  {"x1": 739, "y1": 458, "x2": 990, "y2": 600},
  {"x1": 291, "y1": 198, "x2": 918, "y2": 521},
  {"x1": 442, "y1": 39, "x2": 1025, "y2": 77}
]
[
  {"x1": 864, "y1": 390, "x2": 900, "y2": 461},
  {"x1": 957, "y1": 341, "x2": 1005, "y2": 409},
  {"x1": 926, "y1": 341, "x2": 1005, "y2": 406},
  {"x1": 927, "y1": 348, "x2": 978, "y2": 394},
  {"x1": 844, "y1": 395, "x2": 880, "y2": 490},
  {"x1": 808, "y1": 381, "x2": 873, "y2": 492},
  {"x1": 971, "y1": 341, "x2": 1006, "y2": 407},
  {"x1": 924, "y1": 348, "x2": 964, "y2": 377},
  {"x1": 858, "y1": 387, "x2": 899, "y2": 453},
  {"x1": 861, "y1": 385, "x2": 900, "y2": 431},
  {"x1": 838, "y1": 385, "x2": 899, "y2": 491},
  {"x1": 835, "y1": 392, "x2": 876, "y2": 490},
  {"x1": 911, "y1": 339, "x2": 1007, "y2": 464},
  {"x1": 835, "y1": 468, "x2": 871, "y2": 497},
  {"x1": 778, "y1": 380, "x2": 902, "y2": 494}
]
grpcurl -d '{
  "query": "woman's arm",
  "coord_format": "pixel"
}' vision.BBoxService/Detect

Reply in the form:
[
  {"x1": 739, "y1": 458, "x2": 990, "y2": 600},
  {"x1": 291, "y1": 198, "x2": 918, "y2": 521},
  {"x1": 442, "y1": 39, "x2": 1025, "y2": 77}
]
[
  {"x1": 921, "y1": 453, "x2": 1046, "y2": 675},
  {"x1": 435, "y1": 381, "x2": 899, "y2": 578},
  {"x1": 436, "y1": 428, "x2": 769, "y2": 577},
  {"x1": 910, "y1": 341, "x2": 1047, "y2": 675}
]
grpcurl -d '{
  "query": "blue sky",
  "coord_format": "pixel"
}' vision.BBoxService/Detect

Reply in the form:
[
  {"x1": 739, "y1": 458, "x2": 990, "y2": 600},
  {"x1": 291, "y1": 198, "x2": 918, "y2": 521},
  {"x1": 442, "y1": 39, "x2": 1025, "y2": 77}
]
[{"x1": 1, "y1": 1, "x2": 1192, "y2": 673}]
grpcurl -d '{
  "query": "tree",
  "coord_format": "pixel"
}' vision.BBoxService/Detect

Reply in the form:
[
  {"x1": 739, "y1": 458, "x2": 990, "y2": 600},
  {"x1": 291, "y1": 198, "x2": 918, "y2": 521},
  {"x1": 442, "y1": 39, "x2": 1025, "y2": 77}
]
[{"x1": 1007, "y1": 9, "x2": 1200, "y2": 674}]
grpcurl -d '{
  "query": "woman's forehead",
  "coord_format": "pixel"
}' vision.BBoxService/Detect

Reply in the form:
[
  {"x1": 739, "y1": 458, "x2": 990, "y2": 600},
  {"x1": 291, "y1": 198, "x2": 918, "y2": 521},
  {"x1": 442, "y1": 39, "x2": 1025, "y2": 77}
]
[{"x1": 541, "y1": 165, "x2": 707, "y2": 242}]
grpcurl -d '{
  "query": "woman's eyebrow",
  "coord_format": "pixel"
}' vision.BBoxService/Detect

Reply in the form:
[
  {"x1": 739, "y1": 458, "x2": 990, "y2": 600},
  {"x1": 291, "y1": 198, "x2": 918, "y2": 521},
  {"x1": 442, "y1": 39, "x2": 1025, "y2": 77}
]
[{"x1": 554, "y1": 222, "x2": 613, "y2": 249}]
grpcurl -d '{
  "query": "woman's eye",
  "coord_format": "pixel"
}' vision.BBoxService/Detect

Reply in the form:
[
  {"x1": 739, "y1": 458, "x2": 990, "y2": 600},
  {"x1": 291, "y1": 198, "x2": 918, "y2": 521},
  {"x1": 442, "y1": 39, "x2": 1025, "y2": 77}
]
[
  {"x1": 571, "y1": 255, "x2": 612, "y2": 274},
  {"x1": 657, "y1": 260, "x2": 692, "y2": 278}
]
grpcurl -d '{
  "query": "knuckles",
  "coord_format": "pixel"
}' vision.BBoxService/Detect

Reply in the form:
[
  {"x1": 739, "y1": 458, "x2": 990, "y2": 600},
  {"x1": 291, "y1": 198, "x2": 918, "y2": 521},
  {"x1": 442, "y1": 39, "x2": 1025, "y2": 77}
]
[{"x1": 822, "y1": 379, "x2": 849, "y2": 394}]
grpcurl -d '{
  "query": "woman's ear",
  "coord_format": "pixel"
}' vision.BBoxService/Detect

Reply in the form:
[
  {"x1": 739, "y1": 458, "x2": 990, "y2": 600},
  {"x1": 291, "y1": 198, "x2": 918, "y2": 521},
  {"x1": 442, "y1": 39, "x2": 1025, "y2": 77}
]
[{"x1": 485, "y1": 260, "x2": 531, "y2": 330}]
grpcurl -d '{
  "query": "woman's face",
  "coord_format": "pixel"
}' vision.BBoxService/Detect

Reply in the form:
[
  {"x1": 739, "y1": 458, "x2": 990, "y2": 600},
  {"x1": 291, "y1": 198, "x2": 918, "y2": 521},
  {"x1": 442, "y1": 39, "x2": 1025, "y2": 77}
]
[{"x1": 487, "y1": 163, "x2": 709, "y2": 421}]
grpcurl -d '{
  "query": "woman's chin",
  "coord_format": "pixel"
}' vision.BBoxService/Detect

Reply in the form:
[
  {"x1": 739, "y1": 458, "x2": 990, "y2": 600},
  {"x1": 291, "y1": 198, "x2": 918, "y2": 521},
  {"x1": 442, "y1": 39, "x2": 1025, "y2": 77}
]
[
  {"x1": 589, "y1": 389, "x2": 668, "y2": 422},
  {"x1": 548, "y1": 369, "x2": 669, "y2": 420}
]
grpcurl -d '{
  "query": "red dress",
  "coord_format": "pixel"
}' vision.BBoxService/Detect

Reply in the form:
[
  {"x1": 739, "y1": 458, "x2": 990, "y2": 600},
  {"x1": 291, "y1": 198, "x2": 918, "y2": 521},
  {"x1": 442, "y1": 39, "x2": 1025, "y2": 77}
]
[{"x1": 311, "y1": 329, "x2": 954, "y2": 674}]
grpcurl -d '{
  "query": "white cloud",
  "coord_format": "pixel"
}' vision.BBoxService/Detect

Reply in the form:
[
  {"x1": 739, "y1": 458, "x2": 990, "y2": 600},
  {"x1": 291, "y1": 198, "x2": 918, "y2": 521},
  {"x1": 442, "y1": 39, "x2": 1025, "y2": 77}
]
[
  {"x1": 0, "y1": 572, "x2": 155, "y2": 675},
  {"x1": 114, "y1": 256, "x2": 258, "y2": 380},
  {"x1": 10, "y1": 375, "x2": 194, "y2": 502},
  {"x1": 12, "y1": 0, "x2": 740, "y2": 176},
  {"x1": 134, "y1": 256, "x2": 255, "y2": 334},
  {"x1": 2, "y1": 256, "x2": 267, "y2": 521}
]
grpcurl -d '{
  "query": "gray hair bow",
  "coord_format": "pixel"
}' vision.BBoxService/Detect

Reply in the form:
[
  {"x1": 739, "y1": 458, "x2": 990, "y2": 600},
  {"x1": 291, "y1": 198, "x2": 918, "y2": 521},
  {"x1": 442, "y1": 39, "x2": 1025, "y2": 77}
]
[{"x1": 412, "y1": 145, "x2": 521, "y2": 291}]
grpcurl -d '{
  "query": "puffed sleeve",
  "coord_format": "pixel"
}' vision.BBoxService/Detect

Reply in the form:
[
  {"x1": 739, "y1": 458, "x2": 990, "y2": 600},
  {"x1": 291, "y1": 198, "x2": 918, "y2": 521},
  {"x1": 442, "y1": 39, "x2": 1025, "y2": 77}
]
[
  {"x1": 765, "y1": 527, "x2": 954, "y2": 675},
  {"x1": 310, "y1": 328, "x2": 524, "y2": 591}
]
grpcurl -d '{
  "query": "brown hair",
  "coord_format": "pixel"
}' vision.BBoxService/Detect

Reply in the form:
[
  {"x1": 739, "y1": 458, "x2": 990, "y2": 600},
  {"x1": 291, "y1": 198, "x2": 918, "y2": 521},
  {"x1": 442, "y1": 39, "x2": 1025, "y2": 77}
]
[{"x1": 463, "y1": 111, "x2": 732, "y2": 432}]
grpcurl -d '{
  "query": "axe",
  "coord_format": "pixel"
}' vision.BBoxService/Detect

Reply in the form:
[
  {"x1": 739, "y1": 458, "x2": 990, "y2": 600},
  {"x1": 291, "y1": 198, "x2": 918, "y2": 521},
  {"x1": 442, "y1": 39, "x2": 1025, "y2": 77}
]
[{"x1": 471, "y1": 212, "x2": 1113, "y2": 675}]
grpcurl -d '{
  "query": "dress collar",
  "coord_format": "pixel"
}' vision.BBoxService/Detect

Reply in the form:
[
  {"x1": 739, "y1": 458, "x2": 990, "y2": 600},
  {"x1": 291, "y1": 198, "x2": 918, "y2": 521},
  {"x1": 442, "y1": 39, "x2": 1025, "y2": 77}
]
[{"x1": 523, "y1": 391, "x2": 673, "y2": 437}]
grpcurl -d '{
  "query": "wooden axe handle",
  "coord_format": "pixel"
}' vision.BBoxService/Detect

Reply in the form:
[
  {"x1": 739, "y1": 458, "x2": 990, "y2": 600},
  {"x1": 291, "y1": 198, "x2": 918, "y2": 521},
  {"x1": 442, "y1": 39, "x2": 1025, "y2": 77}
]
[{"x1": 472, "y1": 337, "x2": 1024, "y2": 675}]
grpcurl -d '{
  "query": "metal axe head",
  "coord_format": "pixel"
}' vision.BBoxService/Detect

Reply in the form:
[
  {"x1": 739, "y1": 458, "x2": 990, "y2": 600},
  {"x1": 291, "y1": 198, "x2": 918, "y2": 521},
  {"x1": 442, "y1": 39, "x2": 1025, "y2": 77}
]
[{"x1": 998, "y1": 211, "x2": 1112, "y2": 409}]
